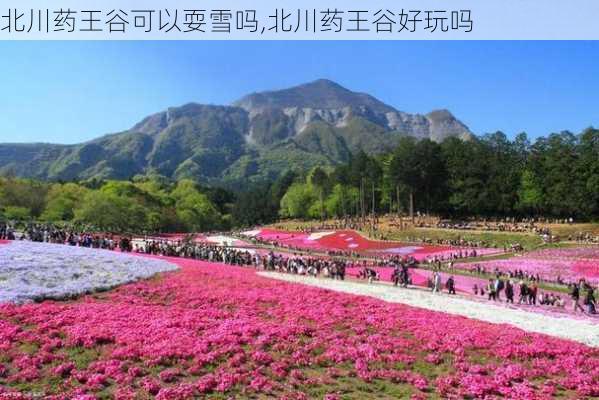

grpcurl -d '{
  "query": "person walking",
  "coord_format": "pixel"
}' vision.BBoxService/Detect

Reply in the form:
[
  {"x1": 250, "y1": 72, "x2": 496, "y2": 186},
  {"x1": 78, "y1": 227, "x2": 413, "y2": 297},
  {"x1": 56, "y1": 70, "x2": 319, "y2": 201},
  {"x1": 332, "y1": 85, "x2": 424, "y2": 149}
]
[
  {"x1": 505, "y1": 280, "x2": 514, "y2": 303},
  {"x1": 494, "y1": 276, "x2": 504, "y2": 301},
  {"x1": 584, "y1": 285, "x2": 596, "y2": 314},
  {"x1": 432, "y1": 272, "x2": 442, "y2": 293},
  {"x1": 392, "y1": 264, "x2": 401, "y2": 287},
  {"x1": 446, "y1": 275, "x2": 456, "y2": 295},
  {"x1": 487, "y1": 279, "x2": 496, "y2": 301},
  {"x1": 571, "y1": 283, "x2": 585, "y2": 313},
  {"x1": 518, "y1": 281, "x2": 528, "y2": 304},
  {"x1": 529, "y1": 281, "x2": 538, "y2": 305},
  {"x1": 401, "y1": 264, "x2": 409, "y2": 288}
]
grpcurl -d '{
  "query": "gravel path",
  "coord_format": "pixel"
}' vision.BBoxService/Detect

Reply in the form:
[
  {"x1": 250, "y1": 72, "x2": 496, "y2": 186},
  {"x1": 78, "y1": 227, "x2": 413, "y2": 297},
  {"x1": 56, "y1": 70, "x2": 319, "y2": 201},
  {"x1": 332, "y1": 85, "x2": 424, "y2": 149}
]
[{"x1": 259, "y1": 272, "x2": 599, "y2": 347}]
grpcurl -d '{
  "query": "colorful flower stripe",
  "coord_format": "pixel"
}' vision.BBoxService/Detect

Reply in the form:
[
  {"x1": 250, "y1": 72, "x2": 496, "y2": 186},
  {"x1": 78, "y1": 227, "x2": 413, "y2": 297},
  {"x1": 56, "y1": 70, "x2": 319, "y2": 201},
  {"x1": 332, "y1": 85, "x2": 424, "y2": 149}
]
[
  {"x1": 251, "y1": 229, "x2": 499, "y2": 260},
  {"x1": 1, "y1": 254, "x2": 597, "y2": 399},
  {"x1": 526, "y1": 247, "x2": 599, "y2": 261},
  {"x1": 456, "y1": 256, "x2": 599, "y2": 285}
]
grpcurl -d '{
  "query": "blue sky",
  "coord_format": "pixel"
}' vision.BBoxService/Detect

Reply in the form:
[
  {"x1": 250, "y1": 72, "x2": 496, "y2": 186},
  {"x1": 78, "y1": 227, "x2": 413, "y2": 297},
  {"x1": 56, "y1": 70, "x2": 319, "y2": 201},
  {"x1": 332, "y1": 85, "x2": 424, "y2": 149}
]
[{"x1": 0, "y1": 41, "x2": 597, "y2": 144}]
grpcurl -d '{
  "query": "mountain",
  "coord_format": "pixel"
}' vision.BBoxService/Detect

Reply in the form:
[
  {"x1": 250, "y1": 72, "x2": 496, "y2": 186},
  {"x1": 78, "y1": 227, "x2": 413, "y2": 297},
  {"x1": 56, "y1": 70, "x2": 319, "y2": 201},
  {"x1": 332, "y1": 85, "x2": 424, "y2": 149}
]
[
  {"x1": 0, "y1": 79, "x2": 473, "y2": 186},
  {"x1": 234, "y1": 79, "x2": 472, "y2": 145}
]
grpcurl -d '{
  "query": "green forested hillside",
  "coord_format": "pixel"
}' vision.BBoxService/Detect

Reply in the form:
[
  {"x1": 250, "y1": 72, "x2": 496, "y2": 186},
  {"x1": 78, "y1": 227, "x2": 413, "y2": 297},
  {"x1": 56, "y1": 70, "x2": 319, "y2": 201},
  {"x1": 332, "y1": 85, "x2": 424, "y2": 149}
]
[{"x1": 0, "y1": 80, "x2": 473, "y2": 186}]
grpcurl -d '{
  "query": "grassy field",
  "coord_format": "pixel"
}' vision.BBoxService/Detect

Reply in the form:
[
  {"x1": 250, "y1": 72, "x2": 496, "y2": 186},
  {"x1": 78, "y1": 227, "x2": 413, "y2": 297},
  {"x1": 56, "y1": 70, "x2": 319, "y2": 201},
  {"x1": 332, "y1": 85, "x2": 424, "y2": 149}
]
[{"x1": 379, "y1": 227, "x2": 543, "y2": 250}]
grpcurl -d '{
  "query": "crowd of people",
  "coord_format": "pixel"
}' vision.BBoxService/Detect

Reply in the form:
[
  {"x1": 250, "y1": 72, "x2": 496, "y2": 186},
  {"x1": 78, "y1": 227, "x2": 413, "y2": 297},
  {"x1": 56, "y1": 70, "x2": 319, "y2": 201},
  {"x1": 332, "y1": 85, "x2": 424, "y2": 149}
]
[
  {"x1": 470, "y1": 264, "x2": 542, "y2": 283},
  {"x1": 133, "y1": 238, "x2": 353, "y2": 279},
  {"x1": 468, "y1": 263, "x2": 592, "y2": 289},
  {"x1": 245, "y1": 232, "x2": 491, "y2": 266},
  {"x1": 570, "y1": 281, "x2": 597, "y2": 314},
  {"x1": 426, "y1": 271, "x2": 456, "y2": 294},
  {"x1": 271, "y1": 215, "x2": 596, "y2": 250},
  {"x1": 278, "y1": 215, "x2": 381, "y2": 233},
  {"x1": 469, "y1": 274, "x2": 596, "y2": 314},
  {"x1": 407, "y1": 235, "x2": 498, "y2": 249},
  {"x1": 2, "y1": 221, "x2": 597, "y2": 315},
  {"x1": 431, "y1": 218, "x2": 556, "y2": 235},
  {"x1": 419, "y1": 216, "x2": 568, "y2": 230},
  {"x1": 0, "y1": 222, "x2": 131, "y2": 250},
  {"x1": 569, "y1": 232, "x2": 599, "y2": 244},
  {"x1": 246, "y1": 234, "x2": 364, "y2": 259}
]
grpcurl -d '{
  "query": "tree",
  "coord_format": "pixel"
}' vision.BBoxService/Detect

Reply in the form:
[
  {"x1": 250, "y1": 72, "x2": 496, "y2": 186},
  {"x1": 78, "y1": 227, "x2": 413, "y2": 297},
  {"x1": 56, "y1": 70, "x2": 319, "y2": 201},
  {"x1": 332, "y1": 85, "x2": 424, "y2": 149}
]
[
  {"x1": 477, "y1": 132, "x2": 522, "y2": 215},
  {"x1": 389, "y1": 138, "x2": 447, "y2": 219},
  {"x1": 74, "y1": 191, "x2": 146, "y2": 232},
  {"x1": 171, "y1": 179, "x2": 221, "y2": 231},
  {"x1": 528, "y1": 132, "x2": 580, "y2": 217},
  {"x1": 309, "y1": 167, "x2": 329, "y2": 219},
  {"x1": 325, "y1": 184, "x2": 359, "y2": 217},
  {"x1": 2, "y1": 206, "x2": 31, "y2": 221},
  {"x1": 517, "y1": 169, "x2": 542, "y2": 214},
  {"x1": 232, "y1": 184, "x2": 273, "y2": 227},
  {"x1": 279, "y1": 183, "x2": 318, "y2": 219},
  {"x1": 0, "y1": 177, "x2": 48, "y2": 218},
  {"x1": 41, "y1": 183, "x2": 88, "y2": 222},
  {"x1": 441, "y1": 137, "x2": 483, "y2": 215}
]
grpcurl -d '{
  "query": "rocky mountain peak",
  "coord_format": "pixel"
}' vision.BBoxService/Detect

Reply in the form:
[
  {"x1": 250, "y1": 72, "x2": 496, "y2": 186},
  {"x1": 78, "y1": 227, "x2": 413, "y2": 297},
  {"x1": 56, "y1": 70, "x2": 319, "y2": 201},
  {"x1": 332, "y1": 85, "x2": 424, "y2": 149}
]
[
  {"x1": 0, "y1": 79, "x2": 475, "y2": 184},
  {"x1": 234, "y1": 79, "x2": 395, "y2": 114},
  {"x1": 234, "y1": 79, "x2": 472, "y2": 144}
]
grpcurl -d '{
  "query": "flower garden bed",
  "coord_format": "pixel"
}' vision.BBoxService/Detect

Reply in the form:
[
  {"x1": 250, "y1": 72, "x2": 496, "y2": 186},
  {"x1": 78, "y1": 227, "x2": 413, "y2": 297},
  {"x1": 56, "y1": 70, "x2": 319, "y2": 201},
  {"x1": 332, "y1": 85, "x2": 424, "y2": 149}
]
[
  {"x1": 245, "y1": 229, "x2": 500, "y2": 260},
  {"x1": 455, "y1": 247, "x2": 599, "y2": 284},
  {"x1": 0, "y1": 255, "x2": 597, "y2": 399},
  {"x1": 0, "y1": 241, "x2": 178, "y2": 304}
]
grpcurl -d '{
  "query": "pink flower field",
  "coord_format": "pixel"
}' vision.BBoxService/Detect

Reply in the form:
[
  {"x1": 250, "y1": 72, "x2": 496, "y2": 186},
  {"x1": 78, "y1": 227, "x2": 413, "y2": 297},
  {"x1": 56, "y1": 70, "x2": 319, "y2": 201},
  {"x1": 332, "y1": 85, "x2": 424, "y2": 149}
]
[
  {"x1": 1, "y1": 255, "x2": 598, "y2": 399},
  {"x1": 456, "y1": 247, "x2": 599, "y2": 284},
  {"x1": 247, "y1": 229, "x2": 499, "y2": 260}
]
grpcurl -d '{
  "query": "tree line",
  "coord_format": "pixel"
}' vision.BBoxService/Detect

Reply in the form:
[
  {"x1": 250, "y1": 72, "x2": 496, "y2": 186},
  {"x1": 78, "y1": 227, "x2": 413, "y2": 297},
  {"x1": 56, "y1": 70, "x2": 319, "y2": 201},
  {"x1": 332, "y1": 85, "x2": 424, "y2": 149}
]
[
  {"x1": 278, "y1": 129, "x2": 599, "y2": 221},
  {"x1": 0, "y1": 129, "x2": 597, "y2": 233},
  {"x1": 0, "y1": 176, "x2": 234, "y2": 233}
]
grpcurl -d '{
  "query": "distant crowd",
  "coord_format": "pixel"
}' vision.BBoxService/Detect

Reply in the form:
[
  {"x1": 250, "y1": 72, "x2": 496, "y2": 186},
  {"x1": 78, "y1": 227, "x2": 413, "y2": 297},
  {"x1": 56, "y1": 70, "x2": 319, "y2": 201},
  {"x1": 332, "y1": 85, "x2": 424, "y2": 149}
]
[
  {"x1": 469, "y1": 263, "x2": 592, "y2": 288},
  {"x1": 569, "y1": 232, "x2": 599, "y2": 244},
  {"x1": 1, "y1": 221, "x2": 596, "y2": 315},
  {"x1": 134, "y1": 237, "x2": 351, "y2": 279},
  {"x1": 408, "y1": 235, "x2": 504, "y2": 250},
  {"x1": 275, "y1": 215, "x2": 381, "y2": 234},
  {"x1": 245, "y1": 234, "x2": 364, "y2": 259},
  {"x1": 429, "y1": 218, "x2": 556, "y2": 235},
  {"x1": 468, "y1": 269, "x2": 596, "y2": 314}
]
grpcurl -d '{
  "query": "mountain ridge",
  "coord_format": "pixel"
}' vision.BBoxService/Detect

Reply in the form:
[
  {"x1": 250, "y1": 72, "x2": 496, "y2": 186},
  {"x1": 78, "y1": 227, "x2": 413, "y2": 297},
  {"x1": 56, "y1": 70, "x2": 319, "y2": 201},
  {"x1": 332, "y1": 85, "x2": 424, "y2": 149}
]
[{"x1": 0, "y1": 79, "x2": 473, "y2": 186}]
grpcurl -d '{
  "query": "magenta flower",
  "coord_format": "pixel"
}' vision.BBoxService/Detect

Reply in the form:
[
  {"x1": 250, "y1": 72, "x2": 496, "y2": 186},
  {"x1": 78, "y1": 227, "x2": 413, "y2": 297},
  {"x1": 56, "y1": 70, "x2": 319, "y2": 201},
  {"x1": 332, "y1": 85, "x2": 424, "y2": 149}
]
[{"x1": 0, "y1": 254, "x2": 596, "y2": 398}]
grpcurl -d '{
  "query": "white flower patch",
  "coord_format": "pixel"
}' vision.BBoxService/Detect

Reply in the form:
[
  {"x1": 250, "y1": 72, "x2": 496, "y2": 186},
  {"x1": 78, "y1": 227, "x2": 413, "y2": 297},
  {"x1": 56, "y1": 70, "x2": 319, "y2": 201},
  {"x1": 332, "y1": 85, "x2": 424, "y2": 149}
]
[
  {"x1": 0, "y1": 241, "x2": 178, "y2": 304},
  {"x1": 205, "y1": 235, "x2": 239, "y2": 246},
  {"x1": 307, "y1": 231, "x2": 335, "y2": 241}
]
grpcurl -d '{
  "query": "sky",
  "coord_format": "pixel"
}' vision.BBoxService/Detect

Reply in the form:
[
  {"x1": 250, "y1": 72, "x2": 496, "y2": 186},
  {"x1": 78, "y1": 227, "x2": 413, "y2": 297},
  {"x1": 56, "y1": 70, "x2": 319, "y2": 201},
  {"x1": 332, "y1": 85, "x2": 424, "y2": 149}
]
[{"x1": 0, "y1": 41, "x2": 597, "y2": 144}]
